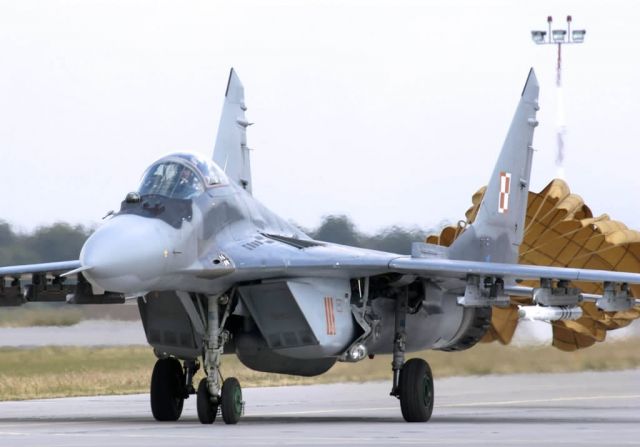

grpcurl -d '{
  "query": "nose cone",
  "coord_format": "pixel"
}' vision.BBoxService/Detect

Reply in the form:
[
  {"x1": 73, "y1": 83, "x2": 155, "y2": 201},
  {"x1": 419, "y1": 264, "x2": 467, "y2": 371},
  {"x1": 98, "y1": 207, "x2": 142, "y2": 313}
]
[{"x1": 80, "y1": 215, "x2": 173, "y2": 294}]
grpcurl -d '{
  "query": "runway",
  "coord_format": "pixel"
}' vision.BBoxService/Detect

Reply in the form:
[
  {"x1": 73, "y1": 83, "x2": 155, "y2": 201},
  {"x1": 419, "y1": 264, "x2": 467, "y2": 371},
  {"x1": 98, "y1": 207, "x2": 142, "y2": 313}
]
[
  {"x1": 0, "y1": 319, "x2": 637, "y2": 347},
  {"x1": 0, "y1": 369, "x2": 638, "y2": 447}
]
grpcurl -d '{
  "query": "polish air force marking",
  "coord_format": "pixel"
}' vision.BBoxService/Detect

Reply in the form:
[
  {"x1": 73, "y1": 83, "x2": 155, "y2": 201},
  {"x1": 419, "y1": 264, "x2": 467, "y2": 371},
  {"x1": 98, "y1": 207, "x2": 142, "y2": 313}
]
[
  {"x1": 324, "y1": 296, "x2": 336, "y2": 335},
  {"x1": 498, "y1": 171, "x2": 511, "y2": 214}
]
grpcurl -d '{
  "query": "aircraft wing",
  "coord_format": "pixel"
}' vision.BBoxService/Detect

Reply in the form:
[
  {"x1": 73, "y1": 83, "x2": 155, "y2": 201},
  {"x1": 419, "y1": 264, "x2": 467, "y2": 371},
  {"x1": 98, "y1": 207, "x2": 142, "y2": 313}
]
[
  {"x1": 218, "y1": 241, "x2": 640, "y2": 286},
  {"x1": 0, "y1": 259, "x2": 126, "y2": 305},
  {"x1": 0, "y1": 260, "x2": 80, "y2": 277},
  {"x1": 386, "y1": 257, "x2": 640, "y2": 284}
]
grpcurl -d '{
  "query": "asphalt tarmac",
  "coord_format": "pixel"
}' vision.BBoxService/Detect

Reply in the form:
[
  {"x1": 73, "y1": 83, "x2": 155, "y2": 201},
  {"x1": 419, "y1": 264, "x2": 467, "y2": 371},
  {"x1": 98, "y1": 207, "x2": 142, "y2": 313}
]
[
  {"x1": 0, "y1": 370, "x2": 638, "y2": 447},
  {"x1": 1, "y1": 320, "x2": 637, "y2": 347},
  {"x1": 0, "y1": 320, "x2": 147, "y2": 347}
]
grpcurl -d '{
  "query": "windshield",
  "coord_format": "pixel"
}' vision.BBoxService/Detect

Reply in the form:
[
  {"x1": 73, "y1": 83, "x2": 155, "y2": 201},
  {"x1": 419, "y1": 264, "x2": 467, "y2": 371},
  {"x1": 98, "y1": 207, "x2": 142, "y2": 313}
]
[
  {"x1": 171, "y1": 153, "x2": 225, "y2": 186},
  {"x1": 139, "y1": 161, "x2": 205, "y2": 199}
]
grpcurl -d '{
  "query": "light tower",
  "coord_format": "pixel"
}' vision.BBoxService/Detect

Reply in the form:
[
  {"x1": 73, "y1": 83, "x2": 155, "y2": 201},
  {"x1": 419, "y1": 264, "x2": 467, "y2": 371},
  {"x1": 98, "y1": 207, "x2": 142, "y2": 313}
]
[{"x1": 531, "y1": 16, "x2": 586, "y2": 176}]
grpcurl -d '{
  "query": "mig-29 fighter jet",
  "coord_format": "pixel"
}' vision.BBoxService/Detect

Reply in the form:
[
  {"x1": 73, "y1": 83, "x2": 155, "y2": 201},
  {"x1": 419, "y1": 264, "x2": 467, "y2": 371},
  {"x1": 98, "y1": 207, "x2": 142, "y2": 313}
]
[{"x1": 1, "y1": 68, "x2": 639, "y2": 424}]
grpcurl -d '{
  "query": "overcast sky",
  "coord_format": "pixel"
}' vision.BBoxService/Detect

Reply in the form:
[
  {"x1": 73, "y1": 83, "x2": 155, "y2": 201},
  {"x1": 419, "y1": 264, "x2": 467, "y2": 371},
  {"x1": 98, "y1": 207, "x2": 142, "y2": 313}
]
[{"x1": 1, "y1": 0, "x2": 639, "y2": 235}]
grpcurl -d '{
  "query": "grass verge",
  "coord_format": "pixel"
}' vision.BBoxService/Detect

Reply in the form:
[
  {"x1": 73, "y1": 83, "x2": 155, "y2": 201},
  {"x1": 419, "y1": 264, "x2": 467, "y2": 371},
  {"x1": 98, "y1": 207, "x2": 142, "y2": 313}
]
[
  {"x1": 0, "y1": 304, "x2": 140, "y2": 328},
  {"x1": 0, "y1": 307, "x2": 84, "y2": 328},
  {"x1": 0, "y1": 339, "x2": 638, "y2": 401}
]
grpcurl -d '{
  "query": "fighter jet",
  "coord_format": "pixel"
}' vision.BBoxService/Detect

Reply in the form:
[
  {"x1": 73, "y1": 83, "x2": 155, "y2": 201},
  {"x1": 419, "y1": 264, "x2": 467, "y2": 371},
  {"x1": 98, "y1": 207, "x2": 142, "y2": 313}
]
[{"x1": 1, "y1": 68, "x2": 638, "y2": 424}]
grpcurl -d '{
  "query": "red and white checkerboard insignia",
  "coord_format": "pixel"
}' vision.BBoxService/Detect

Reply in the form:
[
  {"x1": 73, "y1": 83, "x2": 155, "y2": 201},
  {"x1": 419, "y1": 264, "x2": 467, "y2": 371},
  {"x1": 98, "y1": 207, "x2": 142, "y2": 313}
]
[
  {"x1": 498, "y1": 171, "x2": 511, "y2": 214},
  {"x1": 324, "y1": 297, "x2": 336, "y2": 335}
]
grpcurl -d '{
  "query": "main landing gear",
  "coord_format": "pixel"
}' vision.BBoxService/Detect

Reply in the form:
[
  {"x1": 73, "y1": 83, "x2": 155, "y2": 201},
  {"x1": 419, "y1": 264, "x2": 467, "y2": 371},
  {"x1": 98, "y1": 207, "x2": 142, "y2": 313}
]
[
  {"x1": 150, "y1": 358, "x2": 198, "y2": 421},
  {"x1": 389, "y1": 287, "x2": 434, "y2": 422},
  {"x1": 150, "y1": 357, "x2": 186, "y2": 421},
  {"x1": 150, "y1": 293, "x2": 243, "y2": 425}
]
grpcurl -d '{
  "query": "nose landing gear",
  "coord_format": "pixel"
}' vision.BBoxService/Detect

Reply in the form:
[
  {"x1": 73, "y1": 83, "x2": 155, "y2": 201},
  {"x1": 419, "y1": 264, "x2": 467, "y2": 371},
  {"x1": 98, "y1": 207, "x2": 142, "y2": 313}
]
[
  {"x1": 149, "y1": 292, "x2": 243, "y2": 425},
  {"x1": 196, "y1": 294, "x2": 243, "y2": 425}
]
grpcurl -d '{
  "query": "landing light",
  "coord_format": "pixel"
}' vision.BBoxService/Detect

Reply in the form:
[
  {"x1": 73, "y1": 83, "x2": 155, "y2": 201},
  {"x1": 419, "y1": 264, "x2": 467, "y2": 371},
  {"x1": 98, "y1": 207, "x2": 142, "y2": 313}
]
[
  {"x1": 125, "y1": 192, "x2": 141, "y2": 204},
  {"x1": 348, "y1": 344, "x2": 368, "y2": 361}
]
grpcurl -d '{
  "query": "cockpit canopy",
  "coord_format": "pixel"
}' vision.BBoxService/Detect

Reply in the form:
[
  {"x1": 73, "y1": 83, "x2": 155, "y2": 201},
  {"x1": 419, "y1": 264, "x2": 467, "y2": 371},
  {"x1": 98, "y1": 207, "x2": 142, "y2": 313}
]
[{"x1": 138, "y1": 153, "x2": 227, "y2": 199}]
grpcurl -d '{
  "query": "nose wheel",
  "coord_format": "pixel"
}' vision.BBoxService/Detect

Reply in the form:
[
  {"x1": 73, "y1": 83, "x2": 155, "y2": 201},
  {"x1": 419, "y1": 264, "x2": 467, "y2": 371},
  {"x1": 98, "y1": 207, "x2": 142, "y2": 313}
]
[
  {"x1": 197, "y1": 378, "x2": 218, "y2": 424},
  {"x1": 196, "y1": 376, "x2": 244, "y2": 425},
  {"x1": 221, "y1": 377, "x2": 243, "y2": 424}
]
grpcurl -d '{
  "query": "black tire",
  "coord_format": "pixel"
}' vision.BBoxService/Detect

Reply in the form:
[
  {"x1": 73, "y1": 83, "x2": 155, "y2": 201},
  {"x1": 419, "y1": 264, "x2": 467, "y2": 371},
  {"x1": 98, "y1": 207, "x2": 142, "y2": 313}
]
[
  {"x1": 150, "y1": 358, "x2": 185, "y2": 421},
  {"x1": 221, "y1": 377, "x2": 243, "y2": 425},
  {"x1": 197, "y1": 378, "x2": 218, "y2": 424},
  {"x1": 399, "y1": 358, "x2": 434, "y2": 423}
]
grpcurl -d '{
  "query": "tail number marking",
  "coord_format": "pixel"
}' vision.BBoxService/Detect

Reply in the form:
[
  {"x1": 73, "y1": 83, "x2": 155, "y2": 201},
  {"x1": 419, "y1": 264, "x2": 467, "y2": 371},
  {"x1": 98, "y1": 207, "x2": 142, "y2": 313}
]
[
  {"x1": 498, "y1": 171, "x2": 511, "y2": 214},
  {"x1": 324, "y1": 297, "x2": 336, "y2": 335}
]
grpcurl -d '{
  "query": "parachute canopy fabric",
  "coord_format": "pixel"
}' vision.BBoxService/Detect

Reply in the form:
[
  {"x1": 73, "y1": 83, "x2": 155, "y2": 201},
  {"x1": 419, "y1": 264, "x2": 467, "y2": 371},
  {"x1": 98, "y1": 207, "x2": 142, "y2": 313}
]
[{"x1": 427, "y1": 179, "x2": 640, "y2": 351}]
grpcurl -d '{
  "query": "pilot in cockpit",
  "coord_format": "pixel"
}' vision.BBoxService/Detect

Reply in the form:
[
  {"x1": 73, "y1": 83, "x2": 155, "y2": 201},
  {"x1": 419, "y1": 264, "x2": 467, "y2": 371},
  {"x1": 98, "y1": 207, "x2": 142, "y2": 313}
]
[
  {"x1": 172, "y1": 166, "x2": 204, "y2": 199},
  {"x1": 139, "y1": 161, "x2": 204, "y2": 200}
]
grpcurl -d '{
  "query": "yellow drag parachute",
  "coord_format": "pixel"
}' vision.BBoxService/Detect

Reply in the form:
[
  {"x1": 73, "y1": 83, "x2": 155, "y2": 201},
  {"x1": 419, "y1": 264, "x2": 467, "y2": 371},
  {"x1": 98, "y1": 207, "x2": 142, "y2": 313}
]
[{"x1": 427, "y1": 179, "x2": 640, "y2": 351}]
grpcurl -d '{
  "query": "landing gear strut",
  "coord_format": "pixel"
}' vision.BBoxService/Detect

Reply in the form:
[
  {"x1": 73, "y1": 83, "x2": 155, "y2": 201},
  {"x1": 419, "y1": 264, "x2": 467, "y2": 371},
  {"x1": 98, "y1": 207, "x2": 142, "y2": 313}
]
[
  {"x1": 197, "y1": 294, "x2": 243, "y2": 425},
  {"x1": 390, "y1": 287, "x2": 434, "y2": 422}
]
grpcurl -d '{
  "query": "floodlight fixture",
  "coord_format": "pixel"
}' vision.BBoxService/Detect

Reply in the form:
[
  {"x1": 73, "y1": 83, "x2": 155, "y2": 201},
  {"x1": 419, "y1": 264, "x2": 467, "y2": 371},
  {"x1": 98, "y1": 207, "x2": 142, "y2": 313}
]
[
  {"x1": 530, "y1": 15, "x2": 587, "y2": 171},
  {"x1": 531, "y1": 31, "x2": 547, "y2": 44},
  {"x1": 572, "y1": 30, "x2": 586, "y2": 43},
  {"x1": 531, "y1": 15, "x2": 586, "y2": 46},
  {"x1": 552, "y1": 29, "x2": 567, "y2": 43}
]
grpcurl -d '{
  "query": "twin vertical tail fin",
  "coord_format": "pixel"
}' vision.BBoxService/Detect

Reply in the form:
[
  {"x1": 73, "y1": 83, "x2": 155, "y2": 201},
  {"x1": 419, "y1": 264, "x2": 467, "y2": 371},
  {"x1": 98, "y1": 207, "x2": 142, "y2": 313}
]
[
  {"x1": 213, "y1": 68, "x2": 253, "y2": 194},
  {"x1": 449, "y1": 69, "x2": 540, "y2": 264}
]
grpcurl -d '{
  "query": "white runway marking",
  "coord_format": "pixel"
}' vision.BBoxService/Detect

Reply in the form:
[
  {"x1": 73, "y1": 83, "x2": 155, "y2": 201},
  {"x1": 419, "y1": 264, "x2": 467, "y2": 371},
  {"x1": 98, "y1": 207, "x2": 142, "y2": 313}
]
[{"x1": 441, "y1": 393, "x2": 640, "y2": 407}]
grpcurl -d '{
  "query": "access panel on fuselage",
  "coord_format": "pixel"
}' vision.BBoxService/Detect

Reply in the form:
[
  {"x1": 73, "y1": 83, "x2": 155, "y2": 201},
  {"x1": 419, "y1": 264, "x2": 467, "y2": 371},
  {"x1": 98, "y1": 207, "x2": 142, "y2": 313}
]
[
  {"x1": 238, "y1": 278, "x2": 355, "y2": 359},
  {"x1": 137, "y1": 291, "x2": 203, "y2": 360}
]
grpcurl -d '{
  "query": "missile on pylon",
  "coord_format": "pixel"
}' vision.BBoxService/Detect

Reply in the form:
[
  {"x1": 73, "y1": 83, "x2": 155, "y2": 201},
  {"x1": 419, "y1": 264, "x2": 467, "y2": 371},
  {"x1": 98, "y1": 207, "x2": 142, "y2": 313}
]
[{"x1": 518, "y1": 305, "x2": 583, "y2": 322}]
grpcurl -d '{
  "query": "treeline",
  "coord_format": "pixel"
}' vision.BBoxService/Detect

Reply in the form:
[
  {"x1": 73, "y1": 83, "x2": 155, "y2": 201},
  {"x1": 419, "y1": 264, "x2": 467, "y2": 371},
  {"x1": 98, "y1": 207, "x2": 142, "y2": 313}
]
[
  {"x1": 0, "y1": 215, "x2": 439, "y2": 265},
  {"x1": 306, "y1": 215, "x2": 433, "y2": 254},
  {"x1": 0, "y1": 222, "x2": 92, "y2": 265}
]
